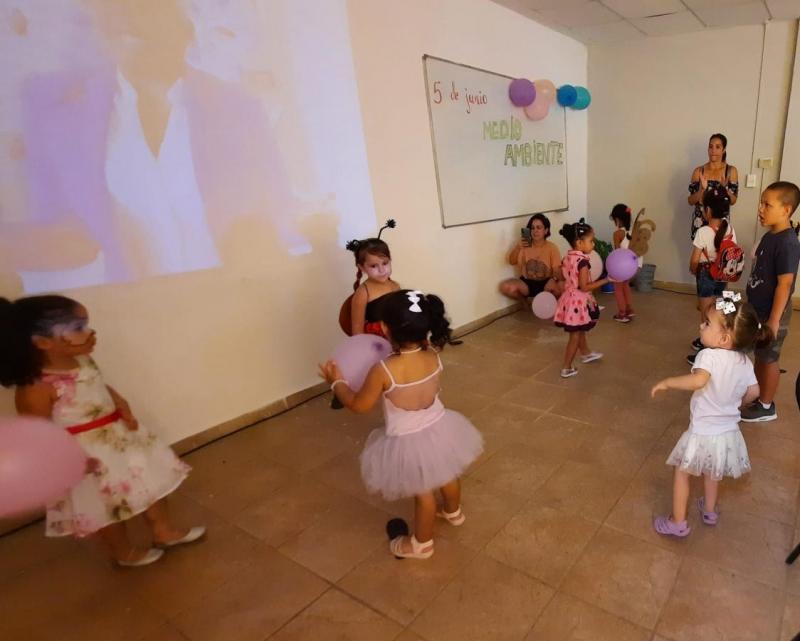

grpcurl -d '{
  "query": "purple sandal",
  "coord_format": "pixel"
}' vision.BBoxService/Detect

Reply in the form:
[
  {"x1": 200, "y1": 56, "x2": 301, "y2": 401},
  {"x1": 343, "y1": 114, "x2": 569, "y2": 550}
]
[
  {"x1": 653, "y1": 515, "x2": 691, "y2": 538},
  {"x1": 697, "y1": 498, "x2": 719, "y2": 526}
]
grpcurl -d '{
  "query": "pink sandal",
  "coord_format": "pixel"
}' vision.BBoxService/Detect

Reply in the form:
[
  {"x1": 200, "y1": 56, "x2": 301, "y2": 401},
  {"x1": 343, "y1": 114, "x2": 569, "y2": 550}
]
[
  {"x1": 697, "y1": 498, "x2": 719, "y2": 525},
  {"x1": 653, "y1": 515, "x2": 691, "y2": 538}
]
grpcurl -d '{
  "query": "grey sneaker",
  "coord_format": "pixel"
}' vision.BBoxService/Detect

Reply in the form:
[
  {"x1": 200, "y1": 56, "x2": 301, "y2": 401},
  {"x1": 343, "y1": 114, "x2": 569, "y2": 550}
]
[{"x1": 740, "y1": 401, "x2": 777, "y2": 422}]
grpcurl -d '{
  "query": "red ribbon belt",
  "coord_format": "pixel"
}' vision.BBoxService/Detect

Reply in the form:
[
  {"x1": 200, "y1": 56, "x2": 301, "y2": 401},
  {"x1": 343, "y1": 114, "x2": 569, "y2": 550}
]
[{"x1": 66, "y1": 409, "x2": 122, "y2": 435}]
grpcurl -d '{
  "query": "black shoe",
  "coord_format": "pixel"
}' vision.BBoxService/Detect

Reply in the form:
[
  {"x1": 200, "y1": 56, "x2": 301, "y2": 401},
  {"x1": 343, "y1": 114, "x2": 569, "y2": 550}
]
[
  {"x1": 686, "y1": 354, "x2": 696, "y2": 366},
  {"x1": 330, "y1": 396, "x2": 344, "y2": 410},
  {"x1": 691, "y1": 338, "x2": 703, "y2": 351}
]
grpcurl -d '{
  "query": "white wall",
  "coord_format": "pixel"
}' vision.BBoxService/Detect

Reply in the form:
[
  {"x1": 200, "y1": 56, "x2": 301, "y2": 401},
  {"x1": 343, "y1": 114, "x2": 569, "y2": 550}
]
[
  {"x1": 346, "y1": 0, "x2": 587, "y2": 324},
  {"x1": 0, "y1": 0, "x2": 587, "y2": 441},
  {"x1": 782, "y1": 23, "x2": 800, "y2": 183},
  {"x1": 588, "y1": 21, "x2": 798, "y2": 286}
]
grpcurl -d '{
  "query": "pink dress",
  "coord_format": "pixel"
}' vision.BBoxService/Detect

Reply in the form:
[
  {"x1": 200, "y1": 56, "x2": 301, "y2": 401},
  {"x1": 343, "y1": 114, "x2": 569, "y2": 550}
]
[
  {"x1": 553, "y1": 250, "x2": 600, "y2": 332},
  {"x1": 359, "y1": 353, "x2": 484, "y2": 501},
  {"x1": 42, "y1": 356, "x2": 190, "y2": 537}
]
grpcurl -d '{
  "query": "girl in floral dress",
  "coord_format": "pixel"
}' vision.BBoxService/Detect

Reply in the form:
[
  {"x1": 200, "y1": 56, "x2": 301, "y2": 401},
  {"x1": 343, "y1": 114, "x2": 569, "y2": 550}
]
[
  {"x1": 0, "y1": 295, "x2": 204, "y2": 566},
  {"x1": 554, "y1": 219, "x2": 611, "y2": 378}
]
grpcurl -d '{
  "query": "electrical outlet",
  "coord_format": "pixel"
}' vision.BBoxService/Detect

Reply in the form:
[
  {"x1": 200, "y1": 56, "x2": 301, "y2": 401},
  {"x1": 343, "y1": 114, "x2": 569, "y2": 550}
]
[
  {"x1": 758, "y1": 157, "x2": 774, "y2": 169},
  {"x1": 746, "y1": 174, "x2": 757, "y2": 188}
]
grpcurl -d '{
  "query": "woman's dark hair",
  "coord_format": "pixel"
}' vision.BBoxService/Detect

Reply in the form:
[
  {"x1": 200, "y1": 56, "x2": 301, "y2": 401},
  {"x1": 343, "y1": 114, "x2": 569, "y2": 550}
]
[
  {"x1": 558, "y1": 218, "x2": 594, "y2": 248},
  {"x1": 710, "y1": 133, "x2": 728, "y2": 163},
  {"x1": 526, "y1": 213, "x2": 551, "y2": 239},
  {"x1": 345, "y1": 219, "x2": 395, "y2": 291},
  {"x1": 0, "y1": 295, "x2": 82, "y2": 387},
  {"x1": 718, "y1": 299, "x2": 773, "y2": 351},
  {"x1": 378, "y1": 289, "x2": 452, "y2": 349},
  {"x1": 704, "y1": 193, "x2": 731, "y2": 250},
  {"x1": 609, "y1": 204, "x2": 631, "y2": 230}
]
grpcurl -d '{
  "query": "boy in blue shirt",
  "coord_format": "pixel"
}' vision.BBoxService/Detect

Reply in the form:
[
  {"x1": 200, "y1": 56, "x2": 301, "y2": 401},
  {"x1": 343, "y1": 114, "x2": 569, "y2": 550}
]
[{"x1": 742, "y1": 181, "x2": 800, "y2": 422}]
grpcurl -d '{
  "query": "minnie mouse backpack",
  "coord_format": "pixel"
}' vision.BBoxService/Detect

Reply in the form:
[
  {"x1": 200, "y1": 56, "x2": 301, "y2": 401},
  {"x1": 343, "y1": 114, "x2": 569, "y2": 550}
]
[{"x1": 708, "y1": 233, "x2": 745, "y2": 282}]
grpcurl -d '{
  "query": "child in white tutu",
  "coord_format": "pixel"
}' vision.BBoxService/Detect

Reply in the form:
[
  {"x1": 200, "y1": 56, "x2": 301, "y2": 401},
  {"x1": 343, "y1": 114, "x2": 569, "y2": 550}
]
[
  {"x1": 319, "y1": 290, "x2": 483, "y2": 559},
  {"x1": 650, "y1": 293, "x2": 772, "y2": 537}
]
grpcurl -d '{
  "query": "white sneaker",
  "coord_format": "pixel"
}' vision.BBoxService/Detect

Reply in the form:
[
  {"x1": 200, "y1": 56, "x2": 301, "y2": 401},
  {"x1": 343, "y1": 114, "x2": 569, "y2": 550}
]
[
  {"x1": 117, "y1": 548, "x2": 164, "y2": 567},
  {"x1": 560, "y1": 368, "x2": 578, "y2": 378},
  {"x1": 580, "y1": 352, "x2": 603, "y2": 364}
]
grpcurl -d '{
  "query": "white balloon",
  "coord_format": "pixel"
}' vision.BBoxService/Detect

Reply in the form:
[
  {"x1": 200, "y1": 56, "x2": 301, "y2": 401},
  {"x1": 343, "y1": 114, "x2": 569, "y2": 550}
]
[{"x1": 531, "y1": 292, "x2": 557, "y2": 319}]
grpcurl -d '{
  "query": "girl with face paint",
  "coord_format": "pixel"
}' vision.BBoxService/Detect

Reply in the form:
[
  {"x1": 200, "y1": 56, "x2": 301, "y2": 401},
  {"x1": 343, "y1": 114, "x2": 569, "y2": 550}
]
[
  {"x1": 345, "y1": 220, "x2": 401, "y2": 338},
  {"x1": 0, "y1": 295, "x2": 205, "y2": 567}
]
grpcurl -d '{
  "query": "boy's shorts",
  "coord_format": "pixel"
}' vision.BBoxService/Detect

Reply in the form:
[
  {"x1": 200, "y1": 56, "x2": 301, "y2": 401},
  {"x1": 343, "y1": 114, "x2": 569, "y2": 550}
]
[{"x1": 754, "y1": 305, "x2": 792, "y2": 364}]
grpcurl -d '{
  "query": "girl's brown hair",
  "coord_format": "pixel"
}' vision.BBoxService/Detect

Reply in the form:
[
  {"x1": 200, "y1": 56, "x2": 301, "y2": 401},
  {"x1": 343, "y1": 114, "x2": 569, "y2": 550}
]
[{"x1": 719, "y1": 299, "x2": 773, "y2": 351}]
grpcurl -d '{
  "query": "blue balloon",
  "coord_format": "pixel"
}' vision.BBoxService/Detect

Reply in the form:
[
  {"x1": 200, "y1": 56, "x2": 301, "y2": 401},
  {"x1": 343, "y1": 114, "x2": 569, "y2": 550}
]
[
  {"x1": 557, "y1": 85, "x2": 577, "y2": 107},
  {"x1": 573, "y1": 86, "x2": 592, "y2": 110}
]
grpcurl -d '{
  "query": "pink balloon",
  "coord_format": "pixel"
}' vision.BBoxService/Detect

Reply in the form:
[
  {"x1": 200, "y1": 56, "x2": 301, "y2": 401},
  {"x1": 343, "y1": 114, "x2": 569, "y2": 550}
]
[
  {"x1": 0, "y1": 417, "x2": 87, "y2": 518},
  {"x1": 332, "y1": 334, "x2": 394, "y2": 391},
  {"x1": 606, "y1": 248, "x2": 639, "y2": 282},
  {"x1": 534, "y1": 79, "x2": 557, "y2": 105},
  {"x1": 523, "y1": 99, "x2": 550, "y2": 121},
  {"x1": 531, "y1": 292, "x2": 557, "y2": 319}
]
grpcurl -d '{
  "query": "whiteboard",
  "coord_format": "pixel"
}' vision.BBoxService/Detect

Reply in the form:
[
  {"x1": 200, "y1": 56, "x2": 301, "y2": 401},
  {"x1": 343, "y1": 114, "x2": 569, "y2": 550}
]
[{"x1": 423, "y1": 55, "x2": 569, "y2": 228}]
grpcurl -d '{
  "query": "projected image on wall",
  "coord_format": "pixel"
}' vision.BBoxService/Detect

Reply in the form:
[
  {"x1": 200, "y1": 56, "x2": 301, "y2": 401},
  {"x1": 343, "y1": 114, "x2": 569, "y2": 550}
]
[{"x1": 0, "y1": 0, "x2": 375, "y2": 292}]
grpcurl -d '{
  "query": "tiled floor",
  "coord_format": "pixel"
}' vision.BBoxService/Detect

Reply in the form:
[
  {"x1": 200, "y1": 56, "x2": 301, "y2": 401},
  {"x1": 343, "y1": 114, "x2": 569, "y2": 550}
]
[{"x1": 2, "y1": 289, "x2": 800, "y2": 641}]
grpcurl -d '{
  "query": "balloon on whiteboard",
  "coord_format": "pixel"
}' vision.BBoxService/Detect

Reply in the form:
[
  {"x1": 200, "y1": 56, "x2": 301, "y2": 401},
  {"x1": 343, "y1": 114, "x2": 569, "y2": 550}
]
[
  {"x1": 573, "y1": 86, "x2": 592, "y2": 110},
  {"x1": 533, "y1": 79, "x2": 556, "y2": 105},
  {"x1": 589, "y1": 250, "x2": 603, "y2": 281},
  {"x1": 557, "y1": 84, "x2": 577, "y2": 107},
  {"x1": 508, "y1": 78, "x2": 536, "y2": 107},
  {"x1": 523, "y1": 99, "x2": 549, "y2": 121}
]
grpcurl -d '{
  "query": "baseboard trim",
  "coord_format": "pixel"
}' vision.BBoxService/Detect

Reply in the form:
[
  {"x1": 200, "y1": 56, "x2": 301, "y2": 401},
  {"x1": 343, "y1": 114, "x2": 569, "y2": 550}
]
[{"x1": 653, "y1": 280, "x2": 800, "y2": 311}]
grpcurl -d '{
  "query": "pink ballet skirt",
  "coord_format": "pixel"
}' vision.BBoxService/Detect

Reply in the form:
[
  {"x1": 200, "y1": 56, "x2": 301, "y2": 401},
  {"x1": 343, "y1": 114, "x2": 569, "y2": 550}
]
[
  {"x1": 553, "y1": 250, "x2": 599, "y2": 332},
  {"x1": 360, "y1": 355, "x2": 483, "y2": 501}
]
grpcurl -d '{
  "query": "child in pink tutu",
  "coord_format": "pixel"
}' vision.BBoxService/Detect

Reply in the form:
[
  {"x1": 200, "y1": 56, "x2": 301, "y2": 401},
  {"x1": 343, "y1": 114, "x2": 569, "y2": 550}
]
[
  {"x1": 0, "y1": 295, "x2": 204, "y2": 567},
  {"x1": 554, "y1": 219, "x2": 611, "y2": 378},
  {"x1": 650, "y1": 294, "x2": 771, "y2": 537},
  {"x1": 319, "y1": 289, "x2": 483, "y2": 559}
]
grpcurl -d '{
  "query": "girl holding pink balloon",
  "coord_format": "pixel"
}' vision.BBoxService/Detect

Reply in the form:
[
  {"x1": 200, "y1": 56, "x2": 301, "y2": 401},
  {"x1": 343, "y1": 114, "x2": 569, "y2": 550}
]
[
  {"x1": 319, "y1": 290, "x2": 483, "y2": 560},
  {"x1": 554, "y1": 220, "x2": 611, "y2": 378},
  {"x1": 0, "y1": 295, "x2": 204, "y2": 567}
]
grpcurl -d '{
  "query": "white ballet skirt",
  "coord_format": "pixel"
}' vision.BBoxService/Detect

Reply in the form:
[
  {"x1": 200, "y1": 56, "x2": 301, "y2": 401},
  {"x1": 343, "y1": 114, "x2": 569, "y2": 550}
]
[
  {"x1": 41, "y1": 356, "x2": 190, "y2": 537},
  {"x1": 360, "y1": 355, "x2": 483, "y2": 501},
  {"x1": 666, "y1": 429, "x2": 751, "y2": 481}
]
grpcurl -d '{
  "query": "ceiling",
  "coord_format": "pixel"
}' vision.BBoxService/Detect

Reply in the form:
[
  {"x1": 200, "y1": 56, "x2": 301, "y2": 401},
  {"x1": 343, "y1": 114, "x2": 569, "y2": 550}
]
[{"x1": 491, "y1": 0, "x2": 800, "y2": 44}]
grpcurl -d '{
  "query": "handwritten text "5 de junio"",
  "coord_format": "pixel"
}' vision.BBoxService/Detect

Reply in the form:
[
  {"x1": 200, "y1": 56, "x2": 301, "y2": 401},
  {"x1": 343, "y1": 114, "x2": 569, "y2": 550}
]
[{"x1": 431, "y1": 81, "x2": 488, "y2": 114}]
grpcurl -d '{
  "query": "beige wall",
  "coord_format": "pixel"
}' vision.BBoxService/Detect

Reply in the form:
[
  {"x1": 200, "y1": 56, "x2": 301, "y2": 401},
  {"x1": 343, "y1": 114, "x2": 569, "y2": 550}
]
[
  {"x1": 588, "y1": 21, "x2": 798, "y2": 286},
  {"x1": 782, "y1": 22, "x2": 800, "y2": 183},
  {"x1": 0, "y1": 1, "x2": 587, "y2": 441}
]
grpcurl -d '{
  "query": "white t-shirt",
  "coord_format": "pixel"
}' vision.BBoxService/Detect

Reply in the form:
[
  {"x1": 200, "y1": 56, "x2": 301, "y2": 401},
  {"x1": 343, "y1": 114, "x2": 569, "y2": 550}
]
[
  {"x1": 693, "y1": 225, "x2": 737, "y2": 263},
  {"x1": 689, "y1": 348, "x2": 757, "y2": 435}
]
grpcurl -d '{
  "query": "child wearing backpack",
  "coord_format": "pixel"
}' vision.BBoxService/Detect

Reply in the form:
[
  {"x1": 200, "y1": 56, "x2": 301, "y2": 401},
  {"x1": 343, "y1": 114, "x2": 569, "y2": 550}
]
[{"x1": 687, "y1": 194, "x2": 744, "y2": 365}]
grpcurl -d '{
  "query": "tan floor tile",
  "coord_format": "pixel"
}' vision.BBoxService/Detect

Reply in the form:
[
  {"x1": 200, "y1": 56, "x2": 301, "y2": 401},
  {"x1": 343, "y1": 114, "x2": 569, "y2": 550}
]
[
  {"x1": 411, "y1": 554, "x2": 553, "y2": 641},
  {"x1": 279, "y1": 498, "x2": 390, "y2": 582},
  {"x1": 441, "y1": 364, "x2": 526, "y2": 398},
  {"x1": 393, "y1": 630, "x2": 430, "y2": 641},
  {"x1": 499, "y1": 379, "x2": 570, "y2": 411},
  {"x1": 261, "y1": 423, "x2": 360, "y2": 474},
  {"x1": 560, "y1": 527, "x2": 681, "y2": 629},
  {"x1": 172, "y1": 545, "x2": 328, "y2": 641},
  {"x1": 686, "y1": 509, "x2": 792, "y2": 590},
  {"x1": 436, "y1": 477, "x2": 528, "y2": 551},
  {"x1": 524, "y1": 413, "x2": 592, "y2": 458},
  {"x1": 438, "y1": 389, "x2": 494, "y2": 418},
  {"x1": 741, "y1": 429, "x2": 800, "y2": 479},
  {"x1": 723, "y1": 466, "x2": 799, "y2": 526},
  {"x1": 338, "y1": 538, "x2": 477, "y2": 626},
  {"x1": 234, "y1": 477, "x2": 352, "y2": 547},
  {"x1": 569, "y1": 425, "x2": 654, "y2": 478},
  {"x1": 470, "y1": 402, "x2": 546, "y2": 447},
  {"x1": 485, "y1": 504, "x2": 599, "y2": 587},
  {"x1": 529, "y1": 461, "x2": 631, "y2": 523},
  {"x1": 270, "y1": 588, "x2": 401, "y2": 641},
  {"x1": 138, "y1": 624, "x2": 190, "y2": 641},
  {"x1": 786, "y1": 535, "x2": 800, "y2": 596},
  {"x1": 0, "y1": 521, "x2": 80, "y2": 580},
  {"x1": 656, "y1": 559, "x2": 783, "y2": 641},
  {"x1": 181, "y1": 456, "x2": 297, "y2": 519},
  {"x1": 525, "y1": 592, "x2": 651, "y2": 641},
  {"x1": 782, "y1": 595, "x2": 800, "y2": 641},
  {"x1": 468, "y1": 444, "x2": 560, "y2": 498}
]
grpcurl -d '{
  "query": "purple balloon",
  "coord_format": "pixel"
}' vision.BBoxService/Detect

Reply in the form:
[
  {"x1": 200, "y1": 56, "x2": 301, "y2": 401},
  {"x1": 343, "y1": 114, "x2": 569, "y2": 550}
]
[
  {"x1": 509, "y1": 79, "x2": 536, "y2": 107},
  {"x1": 0, "y1": 417, "x2": 87, "y2": 518},
  {"x1": 605, "y1": 248, "x2": 639, "y2": 282},
  {"x1": 332, "y1": 334, "x2": 394, "y2": 391}
]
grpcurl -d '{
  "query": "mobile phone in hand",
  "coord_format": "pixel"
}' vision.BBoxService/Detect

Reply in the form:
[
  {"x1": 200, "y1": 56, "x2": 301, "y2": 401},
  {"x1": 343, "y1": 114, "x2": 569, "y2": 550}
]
[{"x1": 521, "y1": 227, "x2": 532, "y2": 245}]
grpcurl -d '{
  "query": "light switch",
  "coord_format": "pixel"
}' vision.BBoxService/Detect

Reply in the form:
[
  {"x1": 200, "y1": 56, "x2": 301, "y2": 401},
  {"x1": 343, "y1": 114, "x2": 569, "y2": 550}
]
[
  {"x1": 746, "y1": 174, "x2": 757, "y2": 188},
  {"x1": 758, "y1": 157, "x2": 773, "y2": 169}
]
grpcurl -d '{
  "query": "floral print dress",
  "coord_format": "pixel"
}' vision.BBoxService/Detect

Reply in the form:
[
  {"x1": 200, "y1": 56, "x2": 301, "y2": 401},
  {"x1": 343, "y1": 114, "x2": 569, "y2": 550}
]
[
  {"x1": 553, "y1": 250, "x2": 599, "y2": 332},
  {"x1": 688, "y1": 165, "x2": 739, "y2": 240},
  {"x1": 43, "y1": 356, "x2": 189, "y2": 537}
]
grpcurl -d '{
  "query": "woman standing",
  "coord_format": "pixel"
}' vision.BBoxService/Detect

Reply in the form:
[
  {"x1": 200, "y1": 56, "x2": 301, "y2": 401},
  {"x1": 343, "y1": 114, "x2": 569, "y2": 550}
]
[{"x1": 688, "y1": 133, "x2": 738, "y2": 240}]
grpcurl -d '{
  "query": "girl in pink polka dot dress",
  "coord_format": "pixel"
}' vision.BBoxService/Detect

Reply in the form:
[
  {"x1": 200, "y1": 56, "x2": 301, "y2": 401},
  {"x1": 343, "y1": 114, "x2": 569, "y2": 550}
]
[{"x1": 554, "y1": 219, "x2": 611, "y2": 378}]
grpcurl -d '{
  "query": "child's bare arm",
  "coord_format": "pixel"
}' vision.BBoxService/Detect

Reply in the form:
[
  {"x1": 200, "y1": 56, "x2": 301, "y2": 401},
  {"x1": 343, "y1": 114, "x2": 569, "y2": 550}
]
[
  {"x1": 651, "y1": 369, "x2": 710, "y2": 397},
  {"x1": 578, "y1": 265, "x2": 608, "y2": 293},
  {"x1": 350, "y1": 286, "x2": 368, "y2": 335},
  {"x1": 742, "y1": 383, "x2": 760, "y2": 406},
  {"x1": 318, "y1": 360, "x2": 387, "y2": 414},
  {"x1": 767, "y1": 275, "x2": 793, "y2": 335}
]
